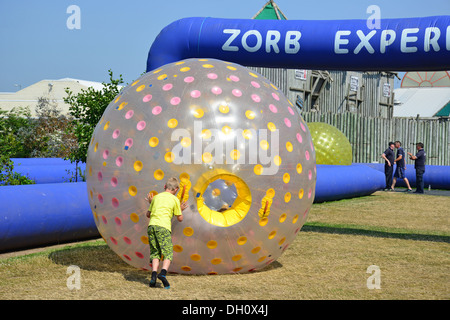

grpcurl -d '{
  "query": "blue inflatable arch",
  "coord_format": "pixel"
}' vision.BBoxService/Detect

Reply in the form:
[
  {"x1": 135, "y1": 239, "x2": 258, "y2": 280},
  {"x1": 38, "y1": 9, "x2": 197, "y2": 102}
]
[{"x1": 147, "y1": 16, "x2": 450, "y2": 72}]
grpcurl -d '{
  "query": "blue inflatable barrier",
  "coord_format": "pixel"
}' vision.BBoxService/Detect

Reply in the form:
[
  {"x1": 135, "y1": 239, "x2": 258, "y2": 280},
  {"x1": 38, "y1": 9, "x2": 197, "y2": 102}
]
[
  {"x1": 147, "y1": 16, "x2": 450, "y2": 72},
  {"x1": 360, "y1": 163, "x2": 450, "y2": 190},
  {"x1": 314, "y1": 164, "x2": 385, "y2": 203},
  {"x1": 11, "y1": 164, "x2": 86, "y2": 184},
  {"x1": 11, "y1": 158, "x2": 73, "y2": 166},
  {"x1": 0, "y1": 182, "x2": 99, "y2": 253}
]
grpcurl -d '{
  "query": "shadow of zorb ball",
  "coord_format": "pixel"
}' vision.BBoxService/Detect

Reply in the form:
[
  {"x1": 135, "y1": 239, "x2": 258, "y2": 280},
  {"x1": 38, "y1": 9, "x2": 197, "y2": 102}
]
[
  {"x1": 86, "y1": 58, "x2": 316, "y2": 274},
  {"x1": 307, "y1": 122, "x2": 352, "y2": 165}
]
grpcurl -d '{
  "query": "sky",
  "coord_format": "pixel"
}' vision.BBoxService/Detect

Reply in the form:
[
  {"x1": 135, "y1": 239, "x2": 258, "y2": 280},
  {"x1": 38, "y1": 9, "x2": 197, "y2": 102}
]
[{"x1": 0, "y1": 0, "x2": 449, "y2": 92}]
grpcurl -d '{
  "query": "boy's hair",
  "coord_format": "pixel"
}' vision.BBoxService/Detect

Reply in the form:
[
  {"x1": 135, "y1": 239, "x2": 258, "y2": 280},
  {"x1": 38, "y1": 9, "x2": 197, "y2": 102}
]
[
  {"x1": 165, "y1": 177, "x2": 179, "y2": 191},
  {"x1": 389, "y1": 141, "x2": 395, "y2": 146},
  {"x1": 395, "y1": 141, "x2": 402, "y2": 146},
  {"x1": 416, "y1": 142, "x2": 424, "y2": 148}
]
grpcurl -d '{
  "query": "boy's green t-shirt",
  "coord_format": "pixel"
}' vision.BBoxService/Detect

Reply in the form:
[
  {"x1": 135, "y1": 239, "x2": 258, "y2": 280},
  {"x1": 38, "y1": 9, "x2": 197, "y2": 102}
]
[{"x1": 148, "y1": 192, "x2": 182, "y2": 232}]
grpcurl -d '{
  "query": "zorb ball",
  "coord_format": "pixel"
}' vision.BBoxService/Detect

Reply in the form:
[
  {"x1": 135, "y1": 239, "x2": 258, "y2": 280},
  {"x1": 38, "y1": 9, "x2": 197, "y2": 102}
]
[
  {"x1": 86, "y1": 58, "x2": 316, "y2": 274},
  {"x1": 307, "y1": 122, "x2": 352, "y2": 165}
]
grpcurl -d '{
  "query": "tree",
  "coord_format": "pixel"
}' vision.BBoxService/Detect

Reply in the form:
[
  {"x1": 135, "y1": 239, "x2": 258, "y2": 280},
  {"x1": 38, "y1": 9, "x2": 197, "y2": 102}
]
[{"x1": 64, "y1": 69, "x2": 124, "y2": 165}]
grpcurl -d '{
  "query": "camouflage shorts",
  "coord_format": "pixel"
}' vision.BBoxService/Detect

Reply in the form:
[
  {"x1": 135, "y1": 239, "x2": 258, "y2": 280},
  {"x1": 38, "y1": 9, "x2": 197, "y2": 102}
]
[{"x1": 147, "y1": 225, "x2": 173, "y2": 261}]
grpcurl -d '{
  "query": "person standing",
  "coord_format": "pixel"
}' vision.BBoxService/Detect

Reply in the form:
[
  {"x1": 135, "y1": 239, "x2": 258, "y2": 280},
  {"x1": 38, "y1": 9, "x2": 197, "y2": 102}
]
[
  {"x1": 391, "y1": 141, "x2": 413, "y2": 192},
  {"x1": 408, "y1": 142, "x2": 426, "y2": 194},
  {"x1": 381, "y1": 142, "x2": 395, "y2": 191}
]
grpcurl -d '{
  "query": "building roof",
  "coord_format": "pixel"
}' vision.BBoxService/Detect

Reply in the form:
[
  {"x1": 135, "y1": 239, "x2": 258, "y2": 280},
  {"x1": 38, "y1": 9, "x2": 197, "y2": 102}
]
[
  {"x1": 393, "y1": 87, "x2": 450, "y2": 118},
  {"x1": 252, "y1": 0, "x2": 287, "y2": 20}
]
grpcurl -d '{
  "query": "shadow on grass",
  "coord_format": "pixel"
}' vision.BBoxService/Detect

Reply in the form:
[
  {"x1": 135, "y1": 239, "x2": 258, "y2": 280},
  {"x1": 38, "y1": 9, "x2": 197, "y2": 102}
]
[
  {"x1": 48, "y1": 244, "x2": 283, "y2": 286},
  {"x1": 301, "y1": 224, "x2": 450, "y2": 243}
]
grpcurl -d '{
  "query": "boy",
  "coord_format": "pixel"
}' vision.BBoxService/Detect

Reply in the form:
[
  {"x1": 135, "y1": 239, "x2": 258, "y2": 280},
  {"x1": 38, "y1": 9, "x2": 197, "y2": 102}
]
[
  {"x1": 408, "y1": 142, "x2": 426, "y2": 194},
  {"x1": 146, "y1": 177, "x2": 188, "y2": 289}
]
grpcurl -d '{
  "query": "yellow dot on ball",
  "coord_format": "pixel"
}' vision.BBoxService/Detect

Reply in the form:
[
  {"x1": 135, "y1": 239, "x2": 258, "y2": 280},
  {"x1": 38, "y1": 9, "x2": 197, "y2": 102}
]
[
  {"x1": 202, "y1": 152, "x2": 213, "y2": 163},
  {"x1": 257, "y1": 256, "x2": 267, "y2": 262},
  {"x1": 154, "y1": 169, "x2": 164, "y2": 180},
  {"x1": 230, "y1": 149, "x2": 240, "y2": 160},
  {"x1": 292, "y1": 215, "x2": 299, "y2": 224},
  {"x1": 181, "y1": 266, "x2": 191, "y2": 272},
  {"x1": 251, "y1": 247, "x2": 261, "y2": 254},
  {"x1": 249, "y1": 72, "x2": 258, "y2": 78},
  {"x1": 284, "y1": 192, "x2": 291, "y2": 203},
  {"x1": 245, "y1": 110, "x2": 256, "y2": 119},
  {"x1": 179, "y1": 172, "x2": 190, "y2": 183},
  {"x1": 242, "y1": 129, "x2": 253, "y2": 140},
  {"x1": 283, "y1": 173, "x2": 290, "y2": 184},
  {"x1": 207, "y1": 240, "x2": 217, "y2": 249},
  {"x1": 149, "y1": 137, "x2": 159, "y2": 147},
  {"x1": 140, "y1": 236, "x2": 149, "y2": 244},
  {"x1": 286, "y1": 141, "x2": 293, "y2": 152},
  {"x1": 103, "y1": 121, "x2": 110, "y2": 130},
  {"x1": 133, "y1": 160, "x2": 143, "y2": 172},
  {"x1": 296, "y1": 163, "x2": 303, "y2": 174},
  {"x1": 190, "y1": 254, "x2": 201, "y2": 261},
  {"x1": 129, "y1": 185, "x2": 137, "y2": 196},
  {"x1": 254, "y1": 164, "x2": 263, "y2": 175},
  {"x1": 202, "y1": 64, "x2": 214, "y2": 68},
  {"x1": 130, "y1": 213, "x2": 139, "y2": 223},
  {"x1": 173, "y1": 245, "x2": 183, "y2": 252},
  {"x1": 227, "y1": 66, "x2": 237, "y2": 71},
  {"x1": 183, "y1": 227, "x2": 194, "y2": 237},
  {"x1": 266, "y1": 188, "x2": 275, "y2": 198},
  {"x1": 268, "y1": 230, "x2": 277, "y2": 239},
  {"x1": 260, "y1": 140, "x2": 269, "y2": 150},
  {"x1": 193, "y1": 108, "x2": 204, "y2": 118},
  {"x1": 279, "y1": 213, "x2": 287, "y2": 223},
  {"x1": 212, "y1": 188, "x2": 221, "y2": 196},
  {"x1": 237, "y1": 236, "x2": 247, "y2": 245},
  {"x1": 267, "y1": 122, "x2": 276, "y2": 132},
  {"x1": 219, "y1": 105, "x2": 229, "y2": 113},
  {"x1": 94, "y1": 143, "x2": 98, "y2": 152},
  {"x1": 180, "y1": 67, "x2": 190, "y2": 72},
  {"x1": 168, "y1": 118, "x2": 178, "y2": 128},
  {"x1": 181, "y1": 137, "x2": 191, "y2": 148},
  {"x1": 136, "y1": 84, "x2": 146, "y2": 92},
  {"x1": 298, "y1": 189, "x2": 304, "y2": 199},
  {"x1": 222, "y1": 126, "x2": 232, "y2": 135},
  {"x1": 118, "y1": 102, "x2": 128, "y2": 110},
  {"x1": 211, "y1": 258, "x2": 222, "y2": 265},
  {"x1": 164, "y1": 152, "x2": 174, "y2": 163},
  {"x1": 259, "y1": 217, "x2": 269, "y2": 226},
  {"x1": 157, "y1": 74, "x2": 168, "y2": 80},
  {"x1": 274, "y1": 156, "x2": 282, "y2": 166},
  {"x1": 232, "y1": 255, "x2": 242, "y2": 261},
  {"x1": 201, "y1": 129, "x2": 211, "y2": 139}
]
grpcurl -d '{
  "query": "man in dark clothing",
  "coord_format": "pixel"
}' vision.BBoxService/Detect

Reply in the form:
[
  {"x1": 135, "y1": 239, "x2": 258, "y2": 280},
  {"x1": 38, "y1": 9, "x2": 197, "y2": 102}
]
[
  {"x1": 408, "y1": 142, "x2": 426, "y2": 194},
  {"x1": 391, "y1": 141, "x2": 413, "y2": 192},
  {"x1": 381, "y1": 142, "x2": 395, "y2": 191}
]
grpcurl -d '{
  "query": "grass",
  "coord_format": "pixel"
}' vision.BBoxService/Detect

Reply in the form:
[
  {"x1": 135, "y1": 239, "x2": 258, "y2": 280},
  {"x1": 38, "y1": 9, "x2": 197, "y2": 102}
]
[{"x1": 0, "y1": 191, "x2": 449, "y2": 300}]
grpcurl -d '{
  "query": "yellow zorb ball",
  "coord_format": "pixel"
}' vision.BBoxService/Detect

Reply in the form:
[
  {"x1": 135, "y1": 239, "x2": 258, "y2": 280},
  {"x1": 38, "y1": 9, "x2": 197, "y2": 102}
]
[
  {"x1": 308, "y1": 122, "x2": 352, "y2": 165},
  {"x1": 86, "y1": 58, "x2": 316, "y2": 275}
]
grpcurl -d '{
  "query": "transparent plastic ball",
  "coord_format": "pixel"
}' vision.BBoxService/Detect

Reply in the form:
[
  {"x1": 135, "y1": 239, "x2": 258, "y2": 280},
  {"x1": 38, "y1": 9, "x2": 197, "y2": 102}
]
[{"x1": 86, "y1": 58, "x2": 316, "y2": 274}]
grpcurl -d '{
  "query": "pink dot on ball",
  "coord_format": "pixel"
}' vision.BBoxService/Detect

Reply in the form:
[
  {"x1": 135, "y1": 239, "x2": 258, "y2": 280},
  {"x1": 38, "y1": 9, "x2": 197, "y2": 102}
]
[
  {"x1": 308, "y1": 170, "x2": 312, "y2": 180},
  {"x1": 114, "y1": 217, "x2": 122, "y2": 225},
  {"x1": 184, "y1": 76, "x2": 194, "y2": 83},
  {"x1": 125, "y1": 138, "x2": 133, "y2": 148},
  {"x1": 112, "y1": 197, "x2": 119, "y2": 208},
  {"x1": 112, "y1": 129, "x2": 120, "y2": 139},
  {"x1": 143, "y1": 94, "x2": 152, "y2": 102},
  {"x1": 111, "y1": 177, "x2": 118, "y2": 187},
  {"x1": 124, "y1": 237, "x2": 132, "y2": 245},
  {"x1": 308, "y1": 188, "x2": 312, "y2": 199},
  {"x1": 98, "y1": 194, "x2": 104, "y2": 204},
  {"x1": 137, "y1": 121, "x2": 146, "y2": 131},
  {"x1": 269, "y1": 104, "x2": 277, "y2": 113},
  {"x1": 190, "y1": 90, "x2": 201, "y2": 98},
  {"x1": 123, "y1": 254, "x2": 131, "y2": 261},
  {"x1": 170, "y1": 97, "x2": 181, "y2": 105},
  {"x1": 110, "y1": 237, "x2": 117, "y2": 245},
  {"x1": 288, "y1": 107, "x2": 295, "y2": 115},
  {"x1": 152, "y1": 106, "x2": 162, "y2": 115},
  {"x1": 301, "y1": 122, "x2": 306, "y2": 132},
  {"x1": 162, "y1": 84, "x2": 173, "y2": 91},
  {"x1": 116, "y1": 156, "x2": 123, "y2": 167},
  {"x1": 251, "y1": 94, "x2": 261, "y2": 103},
  {"x1": 102, "y1": 149, "x2": 109, "y2": 159},
  {"x1": 101, "y1": 215, "x2": 107, "y2": 224},
  {"x1": 135, "y1": 252, "x2": 144, "y2": 259},
  {"x1": 229, "y1": 75, "x2": 240, "y2": 82},
  {"x1": 305, "y1": 150, "x2": 310, "y2": 160},
  {"x1": 211, "y1": 86, "x2": 222, "y2": 95},
  {"x1": 97, "y1": 171, "x2": 103, "y2": 181},
  {"x1": 272, "y1": 92, "x2": 280, "y2": 101},
  {"x1": 251, "y1": 81, "x2": 260, "y2": 88},
  {"x1": 125, "y1": 110, "x2": 134, "y2": 119},
  {"x1": 284, "y1": 118, "x2": 291, "y2": 127},
  {"x1": 207, "y1": 73, "x2": 218, "y2": 80},
  {"x1": 296, "y1": 133, "x2": 303, "y2": 143},
  {"x1": 232, "y1": 89, "x2": 242, "y2": 97}
]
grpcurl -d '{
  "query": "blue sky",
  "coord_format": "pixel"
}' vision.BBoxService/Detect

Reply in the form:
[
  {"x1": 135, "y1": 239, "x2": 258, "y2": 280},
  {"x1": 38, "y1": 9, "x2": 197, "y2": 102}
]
[{"x1": 0, "y1": 0, "x2": 449, "y2": 92}]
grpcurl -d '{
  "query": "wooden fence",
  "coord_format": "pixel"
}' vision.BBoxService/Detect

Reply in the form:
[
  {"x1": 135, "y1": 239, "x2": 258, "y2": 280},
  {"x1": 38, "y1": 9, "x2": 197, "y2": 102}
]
[{"x1": 301, "y1": 111, "x2": 450, "y2": 166}]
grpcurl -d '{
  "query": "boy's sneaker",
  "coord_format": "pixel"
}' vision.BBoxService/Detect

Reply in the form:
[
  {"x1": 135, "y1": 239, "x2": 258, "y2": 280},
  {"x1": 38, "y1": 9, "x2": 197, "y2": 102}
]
[
  {"x1": 405, "y1": 189, "x2": 413, "y2": 192},
  {"x1": 157, "y1": 273, "x2": 170, "y2": 289},
  {"x1": 149, "y1": 271, "x2": 157, "y2": 287}
]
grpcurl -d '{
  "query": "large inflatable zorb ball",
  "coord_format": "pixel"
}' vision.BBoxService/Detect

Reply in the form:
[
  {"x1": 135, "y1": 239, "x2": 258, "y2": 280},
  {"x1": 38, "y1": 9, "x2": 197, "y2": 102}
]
[
  {"x1": 307, "y1": 122, "x2": 352, "y2": 166},
  {"x1": 86, "y1": 58, "x2": 316, "y2": 274}
]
